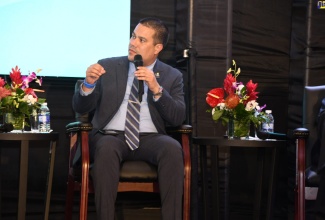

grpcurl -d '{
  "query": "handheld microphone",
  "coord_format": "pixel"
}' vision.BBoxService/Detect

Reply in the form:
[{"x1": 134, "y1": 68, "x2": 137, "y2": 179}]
[
  {"x1": 255, "y1": 129, "x2": 287, "y2": 140},
  {"x1": 134, "y1": 54, "x2": 144, "y2": 102},
  {"x1": 0, "y1": 123, "x2": 14, "y2": 133}
]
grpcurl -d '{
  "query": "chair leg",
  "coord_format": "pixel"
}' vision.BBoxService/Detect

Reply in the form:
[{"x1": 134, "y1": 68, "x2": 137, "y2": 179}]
[
  {"x1": 65, "y1": 175, "x2": 75, "y2": 220},
  {"x1": 80, "y1": 131, "x2": 90, "y2": 220},
  {"x1": 79, "y1": 170, "x2": 89, "y2": 220},
  {"x1": 79, "y1": 193, "x2": 88, "y2": 220},
  {"x1": 295, "y1": 137, "x2": 306, "y2": 220},
  {"x1": 183, "y1": 173, "x2": 191, "y2": 220},
  {"x1": 182, "y1": 133, "x2": 191, "y2": 220}
]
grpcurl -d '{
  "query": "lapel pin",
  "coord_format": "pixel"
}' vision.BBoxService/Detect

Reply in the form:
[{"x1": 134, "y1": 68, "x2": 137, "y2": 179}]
[{"x1": 155, "y1": 72, "x2": 160, "y2": 78}]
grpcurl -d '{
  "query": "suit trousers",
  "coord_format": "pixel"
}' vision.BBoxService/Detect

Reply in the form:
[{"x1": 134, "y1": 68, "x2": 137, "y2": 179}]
[
  {"x1": 311, "y1": 109, "x2": 325, "y2": 219},
  {"x1": 315, "y1": 170, "x2": 325, "y2": 220},
  {"x1": 89, "y1": 131, "x2": 184, "y2": 220}
]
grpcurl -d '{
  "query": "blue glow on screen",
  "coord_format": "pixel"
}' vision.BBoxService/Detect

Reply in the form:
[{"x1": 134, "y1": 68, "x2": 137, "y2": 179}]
[{"x1": 0, "y1": 0, "x2": 130, "y2": 77}]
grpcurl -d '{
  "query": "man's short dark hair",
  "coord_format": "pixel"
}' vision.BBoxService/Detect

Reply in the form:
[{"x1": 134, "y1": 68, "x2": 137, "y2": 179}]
[{"x1": 139, "y1": 17, "x2": 169, "y2": 48}]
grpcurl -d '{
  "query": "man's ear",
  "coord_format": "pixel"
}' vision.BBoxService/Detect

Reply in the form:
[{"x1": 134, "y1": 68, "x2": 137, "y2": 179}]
[{"x1": 154, "y1": 44, "x2": 163, "y2": 55}]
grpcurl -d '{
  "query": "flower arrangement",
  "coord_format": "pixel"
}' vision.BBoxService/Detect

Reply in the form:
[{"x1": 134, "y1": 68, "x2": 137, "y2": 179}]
[
  {"x1": 0, "y1": 66, "x2": 46, "y2": 120},
  {"x1": 206, "y1": 60, "x2": 267, "y2": 137}
]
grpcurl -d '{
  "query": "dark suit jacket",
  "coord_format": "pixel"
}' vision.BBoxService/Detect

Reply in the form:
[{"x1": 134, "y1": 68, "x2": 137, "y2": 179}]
[
  {"x1": 72, "y1": 56, "x2": 186, "y2": 136},
  {"x1": 317, "y1": 98, "x2": 325, "y2": 172}
]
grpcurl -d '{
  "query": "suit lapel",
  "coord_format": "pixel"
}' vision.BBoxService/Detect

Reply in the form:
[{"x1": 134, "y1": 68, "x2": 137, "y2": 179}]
[
  {"x1": 147, "y1": 60, "x2": 164, "y2": 104},
  {"x1": 152, "y1": 59, "x2": 163, "y2": 88},
  {"x1": 116, "y1": 57, "x2": 129, "y2": 105}
]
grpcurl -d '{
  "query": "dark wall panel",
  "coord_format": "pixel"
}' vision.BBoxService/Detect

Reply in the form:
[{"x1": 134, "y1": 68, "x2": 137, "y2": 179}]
[
  {"x1": 230, "y1": 1, "x2": 293, "y2": 219},
  {"x1": 193, "y1": 0, "x2": 233, "y2": 137},
  {"x1": 232, "y1": 0, "x2": 293, "y2": 134}
]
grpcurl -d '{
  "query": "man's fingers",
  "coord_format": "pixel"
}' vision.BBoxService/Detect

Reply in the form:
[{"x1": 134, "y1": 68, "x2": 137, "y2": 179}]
[
  {"x1": 92, "y1": 64, "x2": 106, "y2": 74},
  {"x1": 86, "y1": 64, "x2": 106, "y2": 84}
]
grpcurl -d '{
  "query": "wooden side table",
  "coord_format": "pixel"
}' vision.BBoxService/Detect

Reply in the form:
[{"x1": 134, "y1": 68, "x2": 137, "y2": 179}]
[
  {"x1": 0, "y1": 132, "x2": 59, "y2": 220},
  {"x1": 193, "y1": 137, "x2": 287, "y2": 220}
]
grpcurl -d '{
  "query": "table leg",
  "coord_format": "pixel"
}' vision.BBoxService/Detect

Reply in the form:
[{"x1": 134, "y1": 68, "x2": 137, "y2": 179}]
[
  {"x1": 211, "y1": 146, "x2": 220, "y2": 220},
  {"x1": 222, "y1": 146, "x2": 230, "y2": 220},
  {"x1": 266, "y1": 146, "x2": 277, "y2": 220},
  {"x1": 18, "y1": 140, "x2": 29, "y2": 220},
  {"x1": 200, "y1": 145, "x2": 211, "y2": 220},
  {"x1": 253, "y1": 148, "x2": 265, "y2": 220},
  {"x1": 253, "y1": 147, "x2": 277, "y2": 220},
  {"x1": 44, "y1": 140, "x2": 57, "y2": 220}
]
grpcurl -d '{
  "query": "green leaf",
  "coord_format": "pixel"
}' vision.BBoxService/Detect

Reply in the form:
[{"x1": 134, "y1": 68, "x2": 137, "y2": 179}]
[{"x1": 212, "y1": 109, "x2": 224, "y2": 121}]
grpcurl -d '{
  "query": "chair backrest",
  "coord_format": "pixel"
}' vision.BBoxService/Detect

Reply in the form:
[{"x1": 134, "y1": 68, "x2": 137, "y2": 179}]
[{"x1": 303, "y1": 85, "x2": 325, "y2": 165}]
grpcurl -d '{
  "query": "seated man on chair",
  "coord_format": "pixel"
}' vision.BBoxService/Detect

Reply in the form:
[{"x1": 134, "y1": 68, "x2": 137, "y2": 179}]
[{"x1": 72, "y1": 17, "x2": 186, "y2": 220}]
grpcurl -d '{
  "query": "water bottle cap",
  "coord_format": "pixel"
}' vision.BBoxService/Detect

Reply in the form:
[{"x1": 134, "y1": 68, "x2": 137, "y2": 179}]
[{"x1": 265, "y1": 110, "x2": 272, "y2": 114}]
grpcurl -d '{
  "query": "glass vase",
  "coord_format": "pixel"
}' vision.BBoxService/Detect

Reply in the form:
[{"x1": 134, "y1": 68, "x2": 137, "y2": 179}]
[
  {"x1": 228, "y1": 118, "x2": 250, "y2": 139},
  {"x1": 227, "y1": 118, "x2": 234, "y2": 139},
  {"x1": 4, "y1": 113, "x2": 25, "y2": 131}
]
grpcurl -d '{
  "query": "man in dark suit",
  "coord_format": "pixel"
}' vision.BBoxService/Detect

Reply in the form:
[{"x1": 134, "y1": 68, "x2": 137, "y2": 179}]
[
  {"x1": 72, "y1": 17, "x2": 186, "y2": 220},
  {"x1": 312, "y1": 98, "x2": 325, "y2": 220}
]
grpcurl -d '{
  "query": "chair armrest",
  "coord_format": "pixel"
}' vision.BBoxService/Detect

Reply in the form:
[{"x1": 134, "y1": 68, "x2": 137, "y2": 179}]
[
  {"x1": 166, "y1": 124, "x2": 192, "y2": 134},
  {"x1": 293, "y1": 127, "x2": 310, "y2": 139},
  {"x1": 66, "y1": 121, "x2": 93, "y2": 133}
]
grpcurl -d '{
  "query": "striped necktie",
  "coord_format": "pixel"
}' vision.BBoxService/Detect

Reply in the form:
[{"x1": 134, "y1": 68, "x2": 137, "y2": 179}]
[{"x1": 125, "y1": 77, "x2": 141, "y2": 150}]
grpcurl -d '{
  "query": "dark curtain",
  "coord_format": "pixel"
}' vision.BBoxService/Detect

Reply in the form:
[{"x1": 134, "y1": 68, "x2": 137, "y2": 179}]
[
  {"x1": 230, "y1": 1, "x2": 293, "y2": 219},
  {"x1": 287, "y1": 0, "x2": 325, "y2": 218},
  {"x1": 192, "y1": 0, "x2": 233, "y2": 137}
]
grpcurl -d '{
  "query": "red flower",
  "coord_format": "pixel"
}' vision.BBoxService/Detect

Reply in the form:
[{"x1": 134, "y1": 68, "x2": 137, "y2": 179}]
[
  {"x1": 206, "y1": 60, "x2": 267, "y2": 128},
  {"x1": 0, "y1": 78, "x2": 5, "y2": 87},
  {"x1": 0, "y1": 87, "x2": 12, "y2": 99},
  {"x1": 225, "y1": 94, "x2": 240, "y2": 109},
  {"x1": 206, "y1": 88, "x2": 224, "y2": 108},
  {"x1": 24, "y1": 88, "x2": 38, "y2": 98},
  {"x1": 223, "y1": 73, "x2": 236, "y2": 95},
  {"x1": 245, "y1": 80, "x2": 259, "y2": 102},
  {"x1": 9, "y1": 66, "x2": 23, "y2": 88}
]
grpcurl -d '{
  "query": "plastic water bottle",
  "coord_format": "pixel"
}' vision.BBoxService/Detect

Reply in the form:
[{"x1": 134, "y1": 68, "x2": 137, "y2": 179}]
[
  {"x1": 262, "y1": 110, "x2": 274, "y2": 132},
  {"x1": 38, "y1": 102, "x2": 51, "y2": 132}
]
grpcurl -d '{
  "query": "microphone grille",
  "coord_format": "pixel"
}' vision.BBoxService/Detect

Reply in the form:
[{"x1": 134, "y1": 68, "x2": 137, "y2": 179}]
[
  {"x1": 134, "y1": 54, "x2": 142, "y2": 61},
  {"x1": 134, "y1": 54, "x2": 143, "y2": 68}
]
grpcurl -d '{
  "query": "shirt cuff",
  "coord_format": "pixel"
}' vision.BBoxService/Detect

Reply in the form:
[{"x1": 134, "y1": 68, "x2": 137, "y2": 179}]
[
  {"x1": 80, "y1": 84, "x2": 94, "y2": 96},
  {"x1": 153, "y1": 95, "x2": 161, "y2": 102}
]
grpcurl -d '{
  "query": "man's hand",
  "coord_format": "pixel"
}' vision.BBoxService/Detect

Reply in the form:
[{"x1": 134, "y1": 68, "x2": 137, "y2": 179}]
[
  {"x1": 83, "y1": 64, "x2": 106, "y2": 91},
  {"x1": 135, "y1": 66, "x2": 160, "y2": 94}
]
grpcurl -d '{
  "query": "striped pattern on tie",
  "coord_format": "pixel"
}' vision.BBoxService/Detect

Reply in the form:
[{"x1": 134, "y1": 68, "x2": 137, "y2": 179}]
[{"x1": 125, "y1": 77, "x2": 141, "y2": 150}]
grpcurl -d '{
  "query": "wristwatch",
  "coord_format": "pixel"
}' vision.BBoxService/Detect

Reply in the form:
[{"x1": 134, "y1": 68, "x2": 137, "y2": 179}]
[
  {"x1": 153, "y1": 86, "x2": 163, "y2": 96},
  {"x1": 153, "y1": 86, "x2": 163, "y2": 98}
]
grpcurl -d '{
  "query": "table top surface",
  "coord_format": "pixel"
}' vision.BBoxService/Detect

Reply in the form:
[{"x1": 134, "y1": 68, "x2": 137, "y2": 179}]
[
  {"x1": 193, "y1": 136, "x2": 287, "y2": 147},
  {"x1": 0, "y1": 131, "x2": 59, "y2": 141}
]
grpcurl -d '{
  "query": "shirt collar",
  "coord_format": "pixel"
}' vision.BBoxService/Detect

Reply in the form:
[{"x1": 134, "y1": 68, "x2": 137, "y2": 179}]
[{"x1": 129, "y1": 59, "x2": 157, "y2": 72}]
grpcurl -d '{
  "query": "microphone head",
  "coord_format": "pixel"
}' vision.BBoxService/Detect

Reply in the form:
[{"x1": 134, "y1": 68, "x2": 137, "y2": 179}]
[
  {"x1": 255, "y1": 129, "x2": 287, "y2": 140},
  {"x1": 255, "y1": 130, "x2": 269, "y2": 140},
  {"x1": 134, "y1": 54, "x2": 143, "y2": 68}
]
